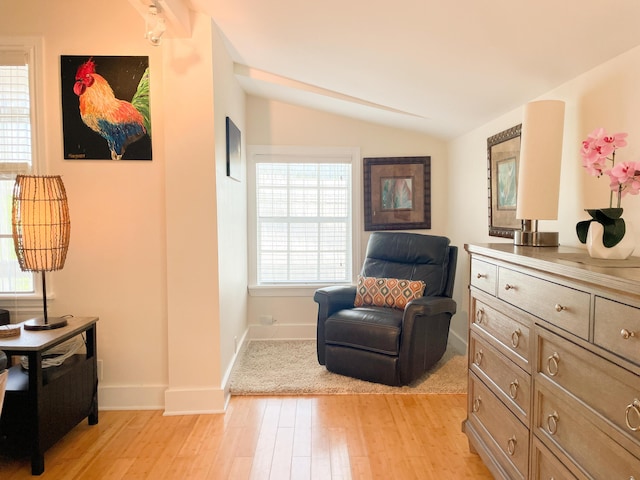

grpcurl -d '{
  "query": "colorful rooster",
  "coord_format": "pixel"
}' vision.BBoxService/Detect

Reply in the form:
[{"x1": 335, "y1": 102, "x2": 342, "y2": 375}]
[{"x1": 73, "y1": 58, "x2": 151, "y2": 160}]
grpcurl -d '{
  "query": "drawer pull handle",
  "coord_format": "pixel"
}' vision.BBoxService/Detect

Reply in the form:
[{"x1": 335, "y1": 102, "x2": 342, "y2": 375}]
[
  {"x1": 509, "y1": 379, "x2": 519, "y2": 399},
  {"x1": 624, "y1": 398, "x2": 640, "y2": 431},
  {"x1": 546, "y1": 352, "x2": 560, "y2": 376},
  {"x1": 476, "y1": 273, "x2": 486, "y2": 279},
  {"x1": 473, "y1": 350, "x2": 483, "y2": 367},
  {"x1": 547, "y1": 411, "x2": 559, "y2": 435},
  {"x1": 621, "y1": 329, "x2": 636, "y2": 340},
  {"x1": 554, "y1": 304, "x2": 566, "y2": 312},
  {"x1": 472, "y1": 396, "x2": 482, "y2": 412},
  {"x1": 511, "y1": 328, "x2": 521, "y2": 348},
  {"x1": 504, "y1": 283, "x2": 515, "y2": 291},
  {"x1": 506, "y1": 436, "x2": 517, "y2": 456},
  {"x1": 475, "y1": 308, "x2": 485, "y2": 324}
]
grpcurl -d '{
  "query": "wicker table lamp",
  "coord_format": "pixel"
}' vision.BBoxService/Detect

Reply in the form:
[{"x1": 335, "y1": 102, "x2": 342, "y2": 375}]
[{"x1": 11, "y1": 175, "x2": 71, "y2": 331}]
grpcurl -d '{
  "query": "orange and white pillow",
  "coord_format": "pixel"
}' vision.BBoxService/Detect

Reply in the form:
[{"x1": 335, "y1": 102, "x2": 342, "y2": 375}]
[{"x1": 354, "y1": 275, "x2": 426, "y2": 310}]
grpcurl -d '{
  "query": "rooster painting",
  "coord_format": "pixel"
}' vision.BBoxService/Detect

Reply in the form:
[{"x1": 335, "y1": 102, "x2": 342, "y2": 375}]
[{"x1": 62, "y1": 56, "x2": 152, "y2": 160}]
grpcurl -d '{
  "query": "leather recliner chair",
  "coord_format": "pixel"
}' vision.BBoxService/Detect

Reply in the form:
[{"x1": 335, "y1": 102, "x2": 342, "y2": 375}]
[{"x1": 314, "y1": 232, "x2": 457, "y2": 386}]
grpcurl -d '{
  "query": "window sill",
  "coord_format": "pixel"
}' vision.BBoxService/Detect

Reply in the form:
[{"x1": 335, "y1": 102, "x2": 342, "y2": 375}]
[
  {"x1": 0, "y1": 294, "x2": 53, "y2": 309},
  {"x1": 248, "y1": 284, "x2": 351, "y2": 297}
]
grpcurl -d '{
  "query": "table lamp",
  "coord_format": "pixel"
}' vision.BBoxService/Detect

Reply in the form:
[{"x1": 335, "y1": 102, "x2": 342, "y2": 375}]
[
  {"x1": 514, "y1": 100, "x2": 565, "y2": 247},
  {"x1": 11, "y1": 175, "x2": 71, "y2": 330}
]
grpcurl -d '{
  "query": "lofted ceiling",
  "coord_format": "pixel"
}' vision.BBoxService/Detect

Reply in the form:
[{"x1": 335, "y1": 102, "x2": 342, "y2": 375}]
[{"x1": 177, "y1": 0, "x2": 640, "y2": 139}]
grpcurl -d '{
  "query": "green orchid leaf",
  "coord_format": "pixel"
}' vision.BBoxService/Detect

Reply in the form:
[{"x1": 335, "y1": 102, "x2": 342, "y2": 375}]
[
  {"x1": 602, "y1": 218, "x2": 626, "y2": 247},
  {"x1": 576, "y1": 220, "x2": 592, "y2": 244},
  {"x1": 589, "y1": 207, "x2": 624, "y2": 222}
]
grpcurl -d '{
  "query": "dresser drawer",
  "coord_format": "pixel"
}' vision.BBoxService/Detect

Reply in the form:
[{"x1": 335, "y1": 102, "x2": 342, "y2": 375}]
[
  {"x1": 531, "y1": 437, "x2": 577, "y2": 480},
  {"x1": 470, "y1": 332, "x2": 531, "y2": 425},
  {"x1": 471, "y1": 258, "x2": 497, "y2": 295},
  {"x1": 594, "y1": 296, "x2": 640, "y2": 367},
  {"x1": 535, "y1": 383, "x2": 640, "y2": 479},
  {"x1": 473, "y1": 297, "x2": 531, "y2": 371},
  {"x1": 498, "y1": 268, "x2": 590, "y2": 340},
  {"x1": 537, "y1": 327, "x2": 640, "y2": 447},
  {"x1": 469, "y1": 373, "x2": 529, "y2": 479}
]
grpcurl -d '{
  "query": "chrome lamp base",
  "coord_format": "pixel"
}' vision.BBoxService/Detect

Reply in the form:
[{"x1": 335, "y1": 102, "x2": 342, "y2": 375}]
[{"x1": 514, "y1": 219, "x2": 559, "y2": 247}]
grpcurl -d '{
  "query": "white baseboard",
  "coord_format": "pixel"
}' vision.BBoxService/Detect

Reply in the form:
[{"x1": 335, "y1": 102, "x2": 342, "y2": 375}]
[
  {"x1": 98, "y1": 384, "x2": 166, "y2": 411},
  {"x1": 448, "y1": 329, "x2": 467, "y2": 355},
  {"x1": 163, "y1": 386, "x2": 227, "y2": 415},
  {"x1": 99, "y1": 382, "x2": 229, "y2": 415},
  {"x1": 248, "y1": 323, "x2": 316, "y2": 340}
]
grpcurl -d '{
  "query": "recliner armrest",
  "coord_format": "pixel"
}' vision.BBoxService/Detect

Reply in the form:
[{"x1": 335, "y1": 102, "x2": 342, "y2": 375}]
[
  {"x1": 404, "y1": 295, "x2": 457, "y2": 317},
  {"x1": 314, "y1": 285, "x2": 357, "y2": 318}
]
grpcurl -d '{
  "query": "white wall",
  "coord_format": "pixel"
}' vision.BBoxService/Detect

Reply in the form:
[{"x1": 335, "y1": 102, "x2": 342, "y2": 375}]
[
  {"x1": 448, "y1": 45, "x2": 640, "y2": 342},
  {"x1": 211, "y1": 21, "x2": 248, "y2": 393},
  {"x1": 0, "y1": 0, "x2": 247, "y2": 413},
  {"x1": 0, "y1": 0, "x2": 170, "y2": 408}
]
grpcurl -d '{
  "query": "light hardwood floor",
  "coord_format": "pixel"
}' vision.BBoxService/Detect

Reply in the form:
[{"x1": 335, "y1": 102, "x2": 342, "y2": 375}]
[{"x1": 0, "y1": 394, "x2": 492, "y2": 479}]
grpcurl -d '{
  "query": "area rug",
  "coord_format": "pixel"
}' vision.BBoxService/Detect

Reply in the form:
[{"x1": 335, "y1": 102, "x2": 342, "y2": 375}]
[{"x1": 229, "y1": 340, "x2": 467, "y2": 395}]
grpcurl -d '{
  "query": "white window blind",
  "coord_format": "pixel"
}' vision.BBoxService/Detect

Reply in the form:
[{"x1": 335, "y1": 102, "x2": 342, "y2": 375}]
[
  {"x1": 251, "y1": 148, "x2": 359, "y2": 287},
  {"x1": 0, "y1": 47, "x2": 34, "y2": 293}
]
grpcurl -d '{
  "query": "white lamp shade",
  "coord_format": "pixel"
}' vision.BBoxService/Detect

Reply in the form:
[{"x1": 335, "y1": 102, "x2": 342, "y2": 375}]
[
  {"x1": 12, "y1": 175, "x2": 71, "y2": 272},
  {"x1": 516, "y1": 100, "x2": 565, "y2": 220}
]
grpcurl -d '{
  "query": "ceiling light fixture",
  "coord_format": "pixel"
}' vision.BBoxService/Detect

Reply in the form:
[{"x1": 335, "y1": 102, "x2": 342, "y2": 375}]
[{"x1": 145, "y1": 1, "x2": 166, "y2": 46}]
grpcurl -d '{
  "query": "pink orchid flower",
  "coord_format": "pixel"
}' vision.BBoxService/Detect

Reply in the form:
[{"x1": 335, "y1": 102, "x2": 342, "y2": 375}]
[
  {"x1": 607, "y1": 161, "x2": 640, "y2": 196},
  {"x1": 580, "y1": 129, "x2": 629, "y2": 174},
  {"x1": 580, "y1": 128, "x2": 637, "y2": 208}
]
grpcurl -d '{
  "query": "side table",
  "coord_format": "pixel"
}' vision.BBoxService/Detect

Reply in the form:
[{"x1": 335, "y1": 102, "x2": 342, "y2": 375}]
[{"x1": 0, "y1": 316, "x2": 98, "y2": 475}]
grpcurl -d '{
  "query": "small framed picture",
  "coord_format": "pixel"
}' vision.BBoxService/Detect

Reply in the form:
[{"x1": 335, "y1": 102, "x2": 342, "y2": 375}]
[
  {"x1": 226, "y1": 117, "x2": 241, "y2": 181},
  {"x1": 363, "y1": 156, "x2": 431, "y2": 231}
]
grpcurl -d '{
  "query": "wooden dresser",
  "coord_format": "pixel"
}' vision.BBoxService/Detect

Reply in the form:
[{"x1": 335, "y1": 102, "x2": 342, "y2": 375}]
[{"x1": 463, "y1": 244, "x2": 640, "y2": 480}]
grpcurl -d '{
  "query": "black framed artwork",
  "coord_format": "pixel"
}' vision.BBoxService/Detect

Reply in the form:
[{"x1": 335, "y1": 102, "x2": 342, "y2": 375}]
[
  {"x1": 61, "y1": 55, "x2": 152, "y2": 161},
  {"x1": 363, "y1": 156, "x2": 431, "y2": 231},
  {"x1": 487, "y1": 124, "x2": 522, "y2": 238},
  {"x1": 226, "y1": 117, "x2": 241, "y2": 181}
]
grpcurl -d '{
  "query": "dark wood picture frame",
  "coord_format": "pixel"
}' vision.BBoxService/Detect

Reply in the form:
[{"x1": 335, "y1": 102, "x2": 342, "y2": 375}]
[
  {"x1": 487, "y1": 124, "x2": 522, "y2": 238},
  {"x1": 363, "y1": 156, "x2": 431, "y2": 231},
  {"x1": 226, "y1": 116, "x2": 241, "y2": 181}
]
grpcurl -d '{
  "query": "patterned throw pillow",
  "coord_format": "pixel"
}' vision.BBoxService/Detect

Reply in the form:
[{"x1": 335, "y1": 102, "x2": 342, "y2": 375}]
[{"x1": 354, "y1": 276, "x2": 426, "y2": 309}]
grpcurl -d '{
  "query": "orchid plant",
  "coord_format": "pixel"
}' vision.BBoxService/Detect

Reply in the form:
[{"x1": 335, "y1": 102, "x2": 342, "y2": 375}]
[{"x1": 577, "y1": 128, "x2": 640, "y2": 247}]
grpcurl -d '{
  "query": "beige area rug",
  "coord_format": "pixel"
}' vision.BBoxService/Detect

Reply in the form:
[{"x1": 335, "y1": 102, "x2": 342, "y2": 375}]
[{"x1": 229, "y1": 340, "x2": 467, "y2": 395}]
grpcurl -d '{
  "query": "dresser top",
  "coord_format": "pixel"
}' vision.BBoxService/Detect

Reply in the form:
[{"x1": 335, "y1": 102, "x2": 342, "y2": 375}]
[{"x1": 465, "y1": 243, "x2": 640, "y2": 296}]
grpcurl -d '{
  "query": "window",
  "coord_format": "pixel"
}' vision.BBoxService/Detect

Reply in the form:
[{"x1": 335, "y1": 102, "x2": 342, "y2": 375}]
[
  {"x1": 248, "y1": 146, "x2": 361, "y2": 294},
  {"x1": 0, "y1": 41, "x2": 38, "y2": 295}
]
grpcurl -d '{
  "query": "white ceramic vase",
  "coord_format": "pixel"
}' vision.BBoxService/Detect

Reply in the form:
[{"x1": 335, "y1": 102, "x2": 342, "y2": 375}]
[{"x1": 586, "y1": 221, "x2": 635, "y2": 259}]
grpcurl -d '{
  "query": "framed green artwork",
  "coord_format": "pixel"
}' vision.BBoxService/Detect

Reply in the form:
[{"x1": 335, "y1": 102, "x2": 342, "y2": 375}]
[
  {"x1": 488, "y1": 125, "x2": 521, "y2": 238},
  {"x1": 363, "y1": 156, "x2": 431, "y2": 231}
]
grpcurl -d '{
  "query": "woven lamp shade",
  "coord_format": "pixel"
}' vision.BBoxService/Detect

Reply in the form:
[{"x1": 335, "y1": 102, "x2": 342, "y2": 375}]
[{"x1": 12, "y1": 175, "x2": 70, "y2": 273}]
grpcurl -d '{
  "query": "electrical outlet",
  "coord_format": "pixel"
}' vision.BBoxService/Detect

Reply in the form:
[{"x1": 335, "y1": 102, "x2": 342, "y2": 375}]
[{"x1": 259, "y1": 315, "x2": 274, "y2": 325}]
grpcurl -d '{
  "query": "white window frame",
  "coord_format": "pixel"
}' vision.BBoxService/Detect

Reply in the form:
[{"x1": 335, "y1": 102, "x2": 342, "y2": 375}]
[
  {"x1": 0, "y1": 37, "x2": 45, "y2": 308},
  {"x1": 248, "y1": 145, "x2": 361, "y2": 297}
]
